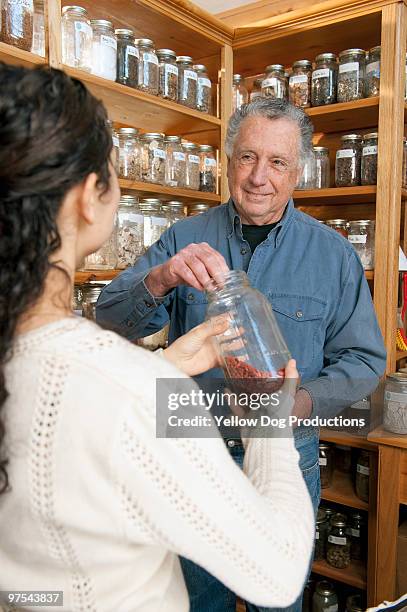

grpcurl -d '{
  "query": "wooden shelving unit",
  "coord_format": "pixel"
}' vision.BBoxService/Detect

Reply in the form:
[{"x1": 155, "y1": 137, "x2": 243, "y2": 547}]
[
  {"x1": 119, "y1": 179, "x2": 221, "y2": 203},
  {"x1": 0, "y1": 41, "x2": 46, "y2": 67},
  {"x1": 293, "y1": 186, "x2": 376, "y2": 206},
  {"x1": 75, "y1": 270, "x2": 121, "y2": 284},
  {"x1": 312, "y1": 559, "x2": 367, "y2": 590},
  {"x1": 305, "y1": 97, "x2": 380, "y2": 134},
  {"x1": 321, "y1": 470, "x2": 368, "y2": 511}
]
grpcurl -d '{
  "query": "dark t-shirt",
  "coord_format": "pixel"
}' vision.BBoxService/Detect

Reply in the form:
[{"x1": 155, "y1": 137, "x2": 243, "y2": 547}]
[{"x1": 242, "y1": 223, "x2": 278, "y2": 253}]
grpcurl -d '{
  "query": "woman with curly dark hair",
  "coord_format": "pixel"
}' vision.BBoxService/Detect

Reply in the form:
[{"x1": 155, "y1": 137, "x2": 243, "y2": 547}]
[{"x1": 0, "y1": 64, "x2": 313, "y2": 611}]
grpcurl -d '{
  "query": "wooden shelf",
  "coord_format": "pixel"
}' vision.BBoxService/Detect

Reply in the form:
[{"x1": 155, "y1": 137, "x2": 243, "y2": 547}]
[
  {"x1": 321, "y1": 470, "x2": 369, "y2": 511},
  {"x1": 294, "y1": 186, "x2": 377, "y2": 205},
  {"x1": 119, "y1": 179, "x2": 221, "y2": 203},
  {"x1": 306, "y1": 98, "x2": 380, "y2": 134},
  {"x1": 320, "y1": 429, "x2": 377, "y2": 451},
  {"x1": 75, "y1": 270, "x2": 121, "y2": 284},
  {"x1": 365, "y1": 270, "x2": 374, "y2": 280},
  {"x1": 0, "y1": 42, "x2": 46, "y2": 68},
  {"x1": 312, "y1": 558, "x2": 367, "y2": 589},
  {"x1": 396, "y1": 350, "x2": 407, "y2": 361},
  {"x1": 368, "y1": 425, "x2": 407, "y2": 450}
]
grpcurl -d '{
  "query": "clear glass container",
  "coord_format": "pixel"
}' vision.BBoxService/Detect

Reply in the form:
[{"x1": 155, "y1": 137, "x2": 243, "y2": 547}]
[
  {"x1": 140, "y1": 198, "x2": 167, "y2": 249},
  {"x1": 335, "y1": 134, "x2": 362, "y2": 187},
  {"x1": 72, "y1": 285, "x2": 83, "y2": 317},
  {"x1": 319, "y1": 443, "x2": 334, "y2": 488},
  {"x1": 116, "y1": 195, "x2": 144, "y2": 269},
  {"x1": 297, "y1": 150, "x2": 315, "y2": 190},
  {"x1": 82, "y1": 284, "x2": 105, "y2": 322},
  {"x1": 337, "y1": 48, "x2": 365, "y2": 102},
  {"x1": 289, "y1": 60, "x2": 312, "y2": 108},
  {"x1": 31, "y1": 0, "x2": 45, "y2": 56},
  {"x1": 250, "y1": 77, "x2": 263, "y2": 101},
  {"x1": 162, "y1": 201, "x2": 185, "y2": 226},
  {"x1": 384, "y1": 372, "x2": 407, "y2": 434},
  {"x1": 361, "y1": 132, "x2": 378, "y2": 185},
  {"x1": 157, "y1": 49, "x2": 178, "y2": 102},
  {"x1": 314, "y1": 509, "x2": 329, "y2": 561},
  {"x1": 0, "y1": 0, "x2": 34, "y2": 51},
  {"x1": 183, "y1": 142, "x2": 200, "y2": 190},
  {"x1": 117, "y1": 127, "x2": 140, "y2": 180},
  {"x1": 108, "y1": 121, "x2": 119, "y2": 174},
  {"x1": 61, "y1": 5, "x2": 92, "y2": 72},
  {"x1": 365, "y1": 45, "x2": 381, "y2": 97},
  {"x1": 90, "y1": 19, "x2": 117, "y2": 81},
  {"x1": 403, "y1": 138, "x2": 407, "y2": 189},
  {"x1": 322, "y1": 507, "x2": 336, "y2": 526},
  {"x1": 261, "y1": 64, "x2": 287, "y2": 100},
  {"x1": 195, "y1": 64, "x2": 212, "y2": 114},
  {"x1": 346, "y1": 595, "x2": 365, "y2": 612},
  {"x1": 347, "y1": 220, "x2": 375, "y2": 269},
  {"x1": 115, "y1": 29, "x2": 138, "y2": 88},
  {"x1": 312, "y1": 581, "x2": 338, "y2": 612},
  {"x1": 311, "y1": 53, "x2": 338, "y2": 107},
  {"x1": 327, "y1": 514, "x2": 351, "y2": 569},
  {"x1": 349, "y1": 511, "x2": 367, "y2": 561},
  {"x1": 188, "y1": 202, "x2": 210, "y2": 216},
  {"x1": 205, "y1": 271, "x2": 291, "y2": 395},
  {"x1": 313, "y1": 146, "x2": 330, "y2": 189},
  {"x1": 199, "y1": 144, "x2": 217, "y2": 193},
  {"x1": 135, "y1": 38, "x2": 159, "y2": 95},
  {"x1": 140, "y1": 133, "x2": 166, "y2": 184},
  {"x1": 334, "y1": 444, "x2": 352, "y2": 472},
  {"x1": 232, "y1": 74, "x2": 248, "y2": 111},
  {"x1": 177, "y1": 56, "x2": 197, "y2": 109},
  {"x1": 164, "y1": 135, "x2": 186, "y2": 188},
  {"x1": 355, "y1": 450, "x2": 370, "y2": 502},
  {"x1": 84, "y1": 224, "x2": 118, "y2": 270},
  {"x1": 326, "y1": 219, "x2": 348, "y2": 238}
]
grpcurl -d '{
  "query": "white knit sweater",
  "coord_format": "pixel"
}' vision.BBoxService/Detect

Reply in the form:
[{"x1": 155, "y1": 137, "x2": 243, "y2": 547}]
[{"x1": 0, "y1": 317, "x2": 314, "y2": 612}]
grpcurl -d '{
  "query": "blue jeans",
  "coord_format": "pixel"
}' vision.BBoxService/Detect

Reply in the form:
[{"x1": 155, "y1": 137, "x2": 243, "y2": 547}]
[{"x1": 180, "y1": 431, "x2": 320, "y2": 612}]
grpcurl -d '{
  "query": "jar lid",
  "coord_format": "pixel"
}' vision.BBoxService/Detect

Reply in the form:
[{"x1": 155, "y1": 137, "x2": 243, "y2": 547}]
[
  {"x1": 118, "y1": 127, "x2": 139, "y2": 136},
  {"x1": 189, "y1": 203, "x2": 210, "y2": 211},
  {"x1": 115, "y1": 28, "x2": 134, "y2": 37},
  {"x1": 265, "y1": 64, "x2": 285, "y2": 72},
  {"x1": 90, "y1": 19, "x2": 113, "y2": 28},
  {"x1": 319, "y1": 443, "x2": 331, "y2": 450},
  {"x1": 120, "y1": 195, "x2": 139, "y2": 206},
  {"x1": 157, "y1": 49, "x2": 177, "y2": 59},
  {"x1": 348, "y1": 219, "x2": 375, "y2": 227},
  {"x1": 293, "y1": 59, "x2": 312, "y2": 69},
  {"x1": 369, "y1": 45, "x2": 381, "y2": 54},
  {"x1": 140, "y1": 198, "x2": 162, "y2": 210},
  {"x1": 142, "y1": 132, "x2": 164, "y2": 141},
  {"x1": 331, "y1": 513, "x2": 347, "y2": 527},
  {"x1": 81, "y1": 285, "x2": 104, "y2": 301},
  {"x1": 326, "y1": 219, "x2": 347, "y2": 225},
  {"x1": 341, "y1": 134, "x2": 362, "y2": 141},
  {"x1": 339, "y1": 48, "x2": 365, "y2": 58},
  {"x1": 315, "y1": 52, "x2": 337, "y2": 62},
  {"x1": 313, "y1": 146, "x2": 329, "y2": 152},
  {"x1": 363, "y1": 132, "x2": 378, "y2": 139},
  {"x1": 176, "y1": 56, "x2": 193, "y2": 64},
  {"x1": 323, "y1": 507, "x2": 335, "y2": 517},
  {"x1": 162, "y1": 201, "x2": 184, "y2": 210},
  {"x1": 182, "y1": 142, "x2": 198, "y2": 151},
  {"x1": 135, "y1": 38, "x2": 154, "y2": 47},
  {"x1": 316, "y1": 508, "x2": 327, "y2": 524},
  {"x1": 387, "y1": 372, "x2": 407, "y2": 382},
  {"x1": 193, "y1": 64, "x2": 208, "y2": 72},
  {"x1": 199, "y1": 144, "x2": 214, "y2": 152},
  {"x1": 164, "y1": 135, "x2": 181, "y2": 143},
  {"x1": 62, "y1": 5, "x2": 88, "y2": 16},
  {"x1": 233, "y1": 74, "x2": 243, "y2": 83},
  {"x1": 316, "y1": 581, "x2": 336, "y2": 596}
]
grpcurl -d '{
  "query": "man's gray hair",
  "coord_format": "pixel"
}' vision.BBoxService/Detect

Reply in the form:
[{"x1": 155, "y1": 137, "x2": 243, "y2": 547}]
[{"x1": 225, "y1": 97, "x2": 314, "y2": 166}]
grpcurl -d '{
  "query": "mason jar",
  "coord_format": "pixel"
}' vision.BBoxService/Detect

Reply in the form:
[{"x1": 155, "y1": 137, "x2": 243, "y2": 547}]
[
  {"x1": 183, "y1": 142, "x2": 200, "y2": 190},
  {"x1": 361, "y1": 132, "x2": 378, "y2": 185},
  {"x1": 319, "y1": 443, "x2": 334, "y2": 488},
  {"x1": 334, "y1": 444, "x2": 352, "y2": 473},
  {"x1": 355, "y1": 450, "x2": 370, "y2": 502},
  {"x1": 0, "y1": 0, "x2": 34, "y2": 51},
  {"x1": 117, "y1": 127, "x2": 140, "y2": 180},
  {"x1": 188, "y1": 202, "x2": 210, "y2": 216},
  {"x1": 337, "y1": 48, "x2": 365, "y2": 102},
  {"x1": 116, "y1": 195, "x2": 144, "y2": 269},
  {"x1": 140, "y1": 198, "x2": 167, "y2": 249},
  {"x1": 289, "y1": 60, "x2": 312, "y2": 108},
  {"x1": 90, "y1": 19, "x2": 117, "y2": 81},
  {"x1": 157, "y1": 49, "x2": 178, "y2": 102},
  {"x1": 135, "y1": 38, "x2": 159, "y2": 95},
  {"x1": 233, "y1": 74, "x2": 248, "y2": 111},
  {"x1": 349, "y1": 511, "x2": 367, "y2": 561},
  {"x1": 164, "y1": 135, "x2": 186, "y2": 188},
  {"x1": 365, "y1": 45, "x2": 380, "y2": 97},
  {"x1": 177, "y1": 56, "x2": 198, "y2": 109},
  {"x1": 61, "y1": 5, "x2": 92, "y2": 71},
  {"x1": 335, "y1": 134, "x2": 362, "y2": 187},
  {"x1": 262, "y1": 64, "x2": 287, "y2": 100},
  {"x1": 346, "y1": 595, "x2": 365, "y2": 612},
  {"x1": 140, "y1": 133, "x2": 166, "y2": 184},
  {"x1": 199, "y1": 144, "x2": 217, "y2": 193},
  {"x1": 162, "y1": 201, "x2": 186, "y2": 226},
  {"x1": 194, "y1": 64, "x2": 212, "y2": 114},
  {"x1": 327, "y1": 514, "x2": 351, "y2": 569},
  {"x1": 314, "y1": 508, "x2": 329, "y2": 561},
  {"x1": 84, "y1": 225, "x2": 118, "y2": 270},
  {"x1": 250, "y1": 77, "x2": 264, "y2": 101},
  {"x1": 326, "y1": 219, "x2": 348, "y2": 238},
  {"x1": 347, "y1": 220, "x2": 375, "y2": 269},
  {"x1": 384, "y1": 372, "x2": 407, "y2": 434},
  {"x1": 312, "y1": 581, "x2": 338, "y2": 612},
  {"x1": 115, "y1": 28, "x2": 138, "y2": 88},
  {"x1": 31, "y1": 0, "x2": 45, "y2": 56},
  {"x1": 296, "y1": 150, "x2": 315, "y2": 190},
  {"x1": 82, "y1": 284, "x2": 105, "y2": 322},
  {"x1": 313, "y1": 146, "x2": 330, "y2": 189},
  {"x1": 311, "y1": 53, "x2": 338, "y2": 106}
]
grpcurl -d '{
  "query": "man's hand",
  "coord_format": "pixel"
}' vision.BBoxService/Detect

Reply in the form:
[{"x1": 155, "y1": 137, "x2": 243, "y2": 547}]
[{"x1": 145, "y1": 243, "x2": 229, "y2": 297}]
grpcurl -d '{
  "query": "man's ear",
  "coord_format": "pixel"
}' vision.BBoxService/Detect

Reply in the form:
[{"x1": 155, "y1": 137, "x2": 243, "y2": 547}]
[{"x1": 77, "y1": 172, "x2": 99, "y2": 225}]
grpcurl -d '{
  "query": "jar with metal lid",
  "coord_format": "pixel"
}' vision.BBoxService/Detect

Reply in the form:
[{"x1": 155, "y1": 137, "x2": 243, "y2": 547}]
[
  {"x1": 403, "y1": 138, "x2": 407, "y2": 189},
  {"x1": 312, "y1": 581, "x2": 338, "y2": 612},
  {"x1": 313, "y1": 147, "x2": 330, "y2": 189},
  {"x1": 319, "y1": 443, "x2": 334, "y2": 488},
  {"x1": 384, "y1": 372, "x2": 407, "y2": 434},
  {"x1": 115, "y1": 29, "x2": 138, "y2": 88},
  {"x1": 314, "y1": 508, "x2": 329, "y2": 561},
  {"x1": 61, "y1": 5, "x2": 92, "y2": 72},
  {"x1": 140, "y1": 133, "x2": 166, "y2": 184},
  {"x1": 335, "y1": 134, "x2": 362, "y2": 187},
  {"x1": 195, "y1": 64, "x2": 212, "y2": 114},
  {"x1": 1, "y1": 0, "x2": 34, "y2": 51},
  {"x1": 177, "y1": 56, "x2": 198, "y2": 109},
  {"x1": 72, "y1": 285, "x2": 83, "y2": 317},
  {"x1": 361, "y1": 132, "x2": 378, "y2": 185},
  {"x1": 289, "y1": 60, "x2": 312, "y2": 108},
  {"x1": 164, "y1": 136, "x2": 186, "y2": 188},
  {"x1": 355, "y1": 450, "x2": 370, "y2": 502},
  {"x1": 335, "y1": 444, "x2": 352, "y2": 472},
  {"x1": 135, "y1": 38, "x2": 159, "y2": 95},
  {"x1": 183, "y1": 142, "x2": 200, "y2": 190},
  {"x1": 84, "y1": 225, "x2": 118, "y2": 270},
  {"x1": 365, "y1": 45, "x2": 380, "y2": 97},
  {"x1": 262, "y1": 64, "x2": 287, "y2": 100},
  {"x1": 116, "y1": 195, "x2": 144, "y2": 269},
  {"x1": 117, "y1": 127, "x2": 140, "y2": 180},
  {"x1": 188, "y1": 202, "x2": 210, "y2": 216},
  {"x1": 90, "y1": 20, "x2": 117, "y2": 81},
  {"x1": 82, "y1": 284, "x2": 105, "y2": 321},
  {"x1": 140, "y1": 198, "x2": 167, "y2": 249},
  {"x1": 157, "y1": 49, "x2": 178, "y2": 102},
  {"x1": 327, "y1": 513, "x2": 351, "y2": 568},
  {"x1": 311, "y1": 53, "x2": 338, "y2": 106},
  {"x1": 337, "y1": 48, "x2": 365, "y2": 102},
  {"x1": 322, "y1": 506, "x2": 335, "y2": 525},
  {"x1": 297, "y1": 150, "x2": 315, "y2": 190},
  {"x1": 346, "y1": 595, "x2": 365, "y2": 612},
  {"x1": 162, "y1": 201, "x2": 186, "y2": 226},
  {"x1": 325, "y1": 219, "x2": 348, "y2": 237},
  {"x1": 250, "y1": 77, "x2": 263, "y2": 101},
  {"x1": 199, "y1": 145, "x2": 217, "y2": 193},
  {"x1": 347, "y1": 220, "x2": 375, "y2": 269},
  {"x1": 31, "y1": 0, "x2": 45, "y2": 56},
  {"x1": 233, "y1": 74, "x2": 248, "y2": 111},
  {"x1": 349, "y1": 511, "x2": 367, "y2": 561}
]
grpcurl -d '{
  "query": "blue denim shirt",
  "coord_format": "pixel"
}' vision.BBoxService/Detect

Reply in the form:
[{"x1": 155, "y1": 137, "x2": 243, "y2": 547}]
[{"x1": 97, "y1": 199, "x2": 386, "y2": 418}]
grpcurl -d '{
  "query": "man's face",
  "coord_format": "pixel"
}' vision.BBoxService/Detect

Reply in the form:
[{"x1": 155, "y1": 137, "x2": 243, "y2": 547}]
[{"x1": 227, "y1": 116, "x2": 303, "y2": 225}]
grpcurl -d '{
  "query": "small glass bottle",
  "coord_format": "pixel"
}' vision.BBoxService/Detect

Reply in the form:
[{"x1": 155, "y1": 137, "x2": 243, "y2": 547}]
[
  {"x1": 347, "y1": 220, "x2": 375, "y2": 269},
  {"x1": 81, "y1": 284, "x2": 105, "y2": 322},
  {"x1": 233, "y1": 74, "x2": 248, "y2": 111},
  {"x1": 250, "y1": 77, "x2": 264, "y2": 101},
  {"x1": 312, "y1": 581, "x2": 338, "y2": 612},
  {"x1": 262, "y1": 64, "x2": 287, "y2": 100},
  {"x1": 313, "y1": 146, "x2": 330, "y2": 189},
  {"x1": 0, "y1": 0, "x2": 34, "y2": 51},
  {"x1": 335, "y1": 134, "x2": 362, "y2": 187},
  {"x1": 188, "y1": 202, "x2": 210, "y2": 216},
  {"x1": 116, "y1": 195, "x2": 144, "y2": 269},
  {"x1": 199, "y1": 144, "x2": 217, "y2": 193},
  {"x1": 403, "y1": 138, "x2": 407, "y2": 189},
  {"x1": 90, "y1": 20, "x2": 117, "y2": 81},
  {"x1": 84, "y1": 226, "x2": 118, "y2": 271},
  {"x1": 177, "y1": 56, "x2": 198, "y2": 109},
  {"x1": 355, "y1": 450, "x2": 370, "y2": 502},
  {"x1": 115, "y1": 29, "x2": 138, "y2": 88},
  {"x1": 135, "y1": 38, "x2": 159, "y2": 95},
  {"x1": 157, "y1": 49, "x2": 178, "y2": 102},
  {"x1": 314, "y1": 508, "x2": 329, "y2": 561},
  {"x1": 365, "y1": 45, "x2": 381, "y2": 97},
  {"x1": 183, "y1": 142, "x2": 200, "y2": 190},
  {"x1": 61, "y1": 5, "x2": 92, "y2": 72},
  {"x1": 31, "y1": 0, "x2": 45, "y2": 57},
  {"x1": 349, "y1": 511, "x2": 367, "y2": 561},
  {"x1": 164, "y1": 135, "x2": 186, "y2": 188},
  {"x1": 289, "y1": 60, "x2": 312, "y2": 108},
  {"x1": 140, "y1": 198, "x2": 167, "y2": 249},
  {"x1": 162, "y1": 201, "x2": 186, "y2": 226},
  {"x1": 297, "y1": 150, "x2": 315, "y2": 190},
  {"x1": 311, "y1": 53, "x2": 338, "y2": 106},
  {"x1": 140, "y1": 133, "x2": 166, "y2": 184},
  {"x1": 361, "y1": 132, "x2": 378, "y2": 185},
  {"x1": 322, "y1": 507, "x2": 335, "y2": 526},
  {"x1": 337, "y1": 48, "x2": 365, "y2": 102},
  {"x1": 325, "y1": 219, "x2": 348, "y2": 237},
  {"x1": 195, "y1": 64, "x2": 212, "y2": 114},
  {"x1": 327, "y1": 513, "x2": 351, "y2": 569},
  {"x1": 319, "y1": 443, "x2": 334, "y2": 488},
  {"x1": 384, "y1": 372, "x2": 407, "y2": 434},
  {"x1": 117, "y1": 127, "x2": 140, "y2": 180},
  {"x1": 334, "y1": 444, "x2": 352, "y2": 472}
]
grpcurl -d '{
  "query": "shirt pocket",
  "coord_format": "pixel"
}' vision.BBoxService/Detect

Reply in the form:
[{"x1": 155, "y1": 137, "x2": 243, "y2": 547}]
[{"x1": 176, "y1": 287, "x2": 208, "y2": 332}]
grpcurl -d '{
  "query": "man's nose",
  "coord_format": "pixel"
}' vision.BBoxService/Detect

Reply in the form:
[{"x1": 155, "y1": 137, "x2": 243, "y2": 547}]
[{"x1": 248, "y1": 161, "x2": 269, "y2": 186}]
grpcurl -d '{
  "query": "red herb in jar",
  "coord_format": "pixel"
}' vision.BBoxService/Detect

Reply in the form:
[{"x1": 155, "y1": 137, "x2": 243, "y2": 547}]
[{"x1": 224, "y1": 356, "x2": 284, "y2": 394}]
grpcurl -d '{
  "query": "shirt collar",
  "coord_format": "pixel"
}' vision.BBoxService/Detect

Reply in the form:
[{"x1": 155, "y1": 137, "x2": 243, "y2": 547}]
[{"x1": 226, "y1": 197, "x2": 295, "y2": 246}]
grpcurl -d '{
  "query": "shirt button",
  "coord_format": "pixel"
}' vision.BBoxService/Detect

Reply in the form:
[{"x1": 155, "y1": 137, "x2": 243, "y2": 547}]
[
  {"x1": 144, "y1": 300, "x2": 153, "y2": 308},
  {"x1": 296, "y1": 310, "x2": 303, "y2": 319},
  {"x1": 187, "y1": 293, "x2": 195, "y2": 301},
  {"x1": 227, "y1": 440, "x2": 235, "y2": 448},
  {"x1": 126, "y1": 320, "x2": 134, "y2": 327},
  {"x1": 240, "y1": 247, "x2": 248, "y2": 255}
]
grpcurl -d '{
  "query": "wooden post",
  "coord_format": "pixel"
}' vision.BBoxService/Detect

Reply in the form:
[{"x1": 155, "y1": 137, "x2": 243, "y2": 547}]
[
  {"x1": 46, "y1": 0, "x2": 62, "y2": 68},
  {"x1": 220, "y1": 44, "x2": 233, "y2": 203}
]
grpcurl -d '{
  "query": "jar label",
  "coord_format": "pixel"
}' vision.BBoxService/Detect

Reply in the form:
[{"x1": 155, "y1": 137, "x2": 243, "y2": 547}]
[
  {"x1": 151, "y1": 216, "x2": 168, "y2": 227},
  {"x1": 336, "y1": 149, "x2": 355, "y2": 159},
  {"x1": 165, "y1": 64, "x2": 179, "y2": 76},
  {"x1": 350, "y1": 528, "x2": 360, "y2": 537},
  {"x1": 74, "y1": 21, "x2": 92, "y2": 60},
  {"x1": 101, "y1": 35, "x2": 117, "y2": 50},
  {"x1": 143, "y1": 52, "x2": 159, "y2": 65},
  {"x1": 318, "y1": 457, "x2": 327, "y2": 466},
  {"x1": 75, "y1": 21, "x2": 92, "y2": 35},
  {"x1": 205, "y1": 158, "x2": 217, "y2": 167},
  {"x1": 290, "y1": 74, "x2": 308, "y2": 84},
  {"x1": 198, "y1": 77, "x2": 211, "y2": 88},
  {"x1": 120, "y1": 212, "x2": 144, "y2": 224},
  {"x1": 315, "y1": 531, "x2": 320, "y2": 540},
  {"x1": 153, "y1": 148, "x2": 166, "y2": 159},
  {"x1": 173, "y1": 151, "x2": 186, "y2": 161},
  {"x1": 357, "y1": 463, "x2": 370, "y2": 476},
  {"x1": 385, "y1": 390, "x2": 407, "y2": 404},
  {"x1": 127, "y1": 46, "x2": 139, "y2": 58},
  {"x1": 185, "y1": 70, "x2": 198, "y2": 81},
  {"x1": 328, "y1": 535, "x2": 347, "y2": 546},
  {"x1": 348, "y1": 234, "x2": 367, "y2": 244},
  {"x1": 366, "y1": 60, "x2": 380, "y2": 75},
  {"x1": 112, "y1": 136, "x2": 119, "y2": 147},
  {"x1": 262, "y1": 77, "x2": 279, "y2": 88},
  {"x1": 326, "y1": 606, "x2": 338, "y2": 612},
  {"x1": 339, "y1": 61, "x2": 359, "y2": 74},
  {"x1": 363, "y1": 145, "x2": 378, "y2": 156},
  {"x1": 312, "y1": 68, "x2": 330, "y2": 79},
  {"x1": 189, "y1": 154, "x2": 200, "y2": 164}
]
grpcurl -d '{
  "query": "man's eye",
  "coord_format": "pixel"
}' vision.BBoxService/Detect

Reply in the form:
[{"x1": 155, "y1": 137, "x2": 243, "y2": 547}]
[
  {"x1": 241, "y1": 154, "x2": 254, "y2": 162},
  {"x1": 273, "y1": 159, "x2": 285, "y2": 166}
]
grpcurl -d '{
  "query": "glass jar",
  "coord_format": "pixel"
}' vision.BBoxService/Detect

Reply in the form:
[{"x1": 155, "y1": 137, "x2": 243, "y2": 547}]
[
  {"x1": 262, "y1": 64, "x2": 287, "y2": 100},
  {"x1": 327, "y1": 513, "x2": 351, "y2": 568},
  {"x1": 115, "y1": 29, "x2": 138, "y2": 88},
  {"x1": 205, "y1": 271, "x2": 291, "y2": 395},
  {"x1": 346, "y1": 595, "x2": 365, "y2": 612},
  {"x1": 361, "y1": 132, "x2": 378, "y2": 185},
  {"x1": 325, "y1": 219, "x2": 348, "y2": 237},
  {"x1": 31, "y1": 0, "x2": 45, "y2": 56},
  {"x1": 90, "y1": 20, "x2": 117, "y2": 81},
  {"x1": 157, "y1": 49, "x2": 178, "y2": 102},
  {"x1": 319, "y1": 443, "x2": 334, "y2": 488},
  {"x1": 297, "y1": 150, "x2": 315, "y2": 190},
  {"x1": 162, "y1": 201, "x2": 186, "y2": 226},
  {"x1": 347, "y1": 220, "x2": 375, "y2": 269},
  {"x1": 135, "y1": 38, "x2": 159, "y2": 95},
  {"x1": 140, "y1": 198, "x2": 167, "y2": 249},
  {"x1": 140, "y1": 133, "x2": 166, "y2": 184},
  {"x1": 384, "y1": 372, "x2": 407, "y2": 434},
  {"x1": 335, "y1": 134, "x2": 362, "y2": 187},
  {"x1": 117, "y1": 127, "x2": 140, "y2": 180},
  {"x1": 183, "y1": 142, "x2": 200, "y2": 191},
  {"x1": 177, "y1": 56, "x2": 198, "y2": 109},
  {"x1": 289, "y1": 60, "x2": 312, "y2": 108},
  {"x1": 337, "y1": 48, "x2": 365, "y2": 102},
  {"x1": 322, "y1": 507, "x2": 335, "y2": 526},
  {"x1": 355, "y1": 450, "x2": 370, "y2": 502},
  {"x1": 313, "y1": 147, "x2": 330, "y2": 189},
  {"x1": 84, "y1": 226, "x2": 118, "y2": 270},
  {"x1": 403, "y1": 138, "x2": 407, "y2": 189},
  {"x1": 82, "y1": 284, "x2": 105, "y2": 322},
  {"x1": 349, "y1": 511, "x2": 367, "y2": 561},
  {"x1": 195, "y1": 64, "x2": 212, "y2": 114},
  {"x1": 164, "y1": 135, "x2": 186, "y2": 188},
  {"x1": 335, "y1": 444, "x2": 352, "y2": 472},
  {"x1": 250, "y1": 77, "x2": 263, "y2": 101},
  {"x1": 116, "y1": 195, "x2": 144, "y2": 269},
  {"x1": 312, "y1": 581, "x2": 338, "y2": 612},
  {"x1": 188, "y1": 202, "x2": 210, "y2": 216},
  {"x1": 233, "y1": 74, "x2": 248, "y2": 111},
  {"x1": 0, "y1": 0, "x2": 34, "y2": 51},
  {"x1": 311, "y1": 53, "x2": 338, "y2": 106},
  {"x1": 365, "y1": 45, "x2": 380, "y2": 97},
  {"x1": 61, "y1": 5, "x2": 92, "y2": 72},
  {"x1": 199, "y1": 144, "x2": 217, "y2": 193},
  {"x1": 72, "y1": 285, "x2": 83, "y2": 317},
  {"x1": 314, "y1": 509, "x2": 329, "y2": 561}
]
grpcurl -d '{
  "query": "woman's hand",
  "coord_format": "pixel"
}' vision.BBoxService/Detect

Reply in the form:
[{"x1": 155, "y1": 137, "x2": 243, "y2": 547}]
[{"x1": 163, "y1": 318, "x2": 228, "y2": 376}]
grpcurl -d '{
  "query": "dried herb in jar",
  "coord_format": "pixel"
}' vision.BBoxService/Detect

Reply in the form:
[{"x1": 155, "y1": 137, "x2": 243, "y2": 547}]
[
  {"x1": 327, "y1": 514, "x2": 351, "y2": 569},
  {"x1": 337, "y1": 48, "x2": 365, "y2": 103},
  {"x1": 224, "y1": 355, "x2": 285, "y2": 394},
  {"x1": 335, "y1": 134, "x2": 362, "y2": 187},
  {"x1": 116, "y1": 29, "x2": 138, "y2": 88},
  {"x1": 195, "y1": 64, "x2": 212, "y2": 114},
  {"x1": 177, "y1": 56, "x2": 198, "y2": 109},
  {"x1": 157, "y1": 49, "x2": 178, "y2": 102},
  {"x1": 136, "y1": 38, "x2": 159, "y2": 96},
  {"x1": 311, "y1": 53, "x2": 338, "y2": 106},
  {"x1": 141, "y1": 133, "x2": 166, "y2": 184},
  {"x1": 1, "y1": 0, "x2": 34, "y2": 51},
  {"x1": 289, "y1": 60, "x2": 312, "y2": 108},
  {"x1": 361, "y1": 132, "x2": 378, "y2": 185}
]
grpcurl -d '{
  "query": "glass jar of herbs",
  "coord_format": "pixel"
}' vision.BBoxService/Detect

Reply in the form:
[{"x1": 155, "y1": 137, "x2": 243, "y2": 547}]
[
  {"x1": 311, "y1": 53, "x2": 338, "y2": 106},
  {"x1": 157, "y1": 48, "x2": 178, "y2": 102},
  {"x1": 337, "y1": 48, "x2": 365, "y2": 102}
]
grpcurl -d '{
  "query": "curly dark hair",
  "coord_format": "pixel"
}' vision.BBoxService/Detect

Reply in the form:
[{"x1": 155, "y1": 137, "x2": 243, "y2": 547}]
[{"x1": 0, "y1": 63, "x2": 113, "y2": 494}]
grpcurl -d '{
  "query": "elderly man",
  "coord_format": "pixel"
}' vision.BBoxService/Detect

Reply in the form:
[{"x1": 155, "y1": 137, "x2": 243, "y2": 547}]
[{"x1": 96, "y1": 98, "x2": 386, "y2": 612}]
